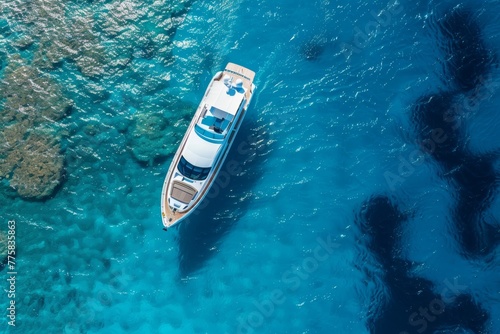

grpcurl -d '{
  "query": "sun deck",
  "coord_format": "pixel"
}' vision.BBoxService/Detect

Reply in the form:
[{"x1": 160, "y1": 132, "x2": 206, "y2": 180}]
[
  {"x1": 171, "y1": 180, "x2": 197, "y2": 203},
  {"x1": 223, "y1": 63, "x2": 255, "y2": 102}
]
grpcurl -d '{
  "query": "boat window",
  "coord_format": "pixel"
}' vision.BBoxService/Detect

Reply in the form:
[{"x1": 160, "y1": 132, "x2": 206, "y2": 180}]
[{"x1": 177, "y1": 156, "x2": 211, "y2": 181}]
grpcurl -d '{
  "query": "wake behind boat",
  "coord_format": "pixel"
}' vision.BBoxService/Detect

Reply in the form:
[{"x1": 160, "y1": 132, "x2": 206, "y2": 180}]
[{"x1": 160, "y1": 63, "x2": 256, "y2": 229}]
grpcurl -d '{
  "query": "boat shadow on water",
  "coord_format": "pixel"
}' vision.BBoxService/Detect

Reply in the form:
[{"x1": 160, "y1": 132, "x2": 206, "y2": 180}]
[{"x1": 176, "y1": 119, "x2": 269, "y2": 277}]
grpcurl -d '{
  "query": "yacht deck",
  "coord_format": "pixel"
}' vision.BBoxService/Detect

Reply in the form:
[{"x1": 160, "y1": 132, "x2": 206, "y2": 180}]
[
  {"x1": 223, "y1": 63, "x2": 255, "y2": 101},
  {"x1": 161, "y1": 63, "x2": 255, "y2": 229}
]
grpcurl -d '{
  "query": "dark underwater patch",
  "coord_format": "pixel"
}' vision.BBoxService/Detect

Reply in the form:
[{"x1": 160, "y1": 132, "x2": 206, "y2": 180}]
[
  {"x1": 358, "y1": 195, "x2": 406, "y2": 269},
  {"x1": 300, "y1": 35, "x2": 327, "y2": 61},
  {"x1": 357, "y1": 195, "x2": 490, "y2": 334},
  {"x1": 411, "y1": 92, "x2": 463, "y2": 168},
  {"x1": 452, "y1": 154, "x2": 500, "y2": 257},
  {"x1": 438, "y1": 7, "x2": 494, "y2": 93},
  {"x1": 410, "y1": 6, "x2": 500, "y2": 258}
]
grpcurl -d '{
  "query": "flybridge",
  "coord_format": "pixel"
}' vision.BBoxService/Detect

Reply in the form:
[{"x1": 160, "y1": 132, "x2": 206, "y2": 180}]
[
  {"x1": 205, "y1": 77, "x2": 246, "y2": 115},
  {"x1": 195, "y1": 75, "x2": 248, "y2": 141}
]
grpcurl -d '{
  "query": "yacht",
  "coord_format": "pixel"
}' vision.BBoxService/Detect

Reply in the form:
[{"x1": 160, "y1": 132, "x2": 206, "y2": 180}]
[{"x1": 160, "y1": 63, "x2": 256, "y2": 229}]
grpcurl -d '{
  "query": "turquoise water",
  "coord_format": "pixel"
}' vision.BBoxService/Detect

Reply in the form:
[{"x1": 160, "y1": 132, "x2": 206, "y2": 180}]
[{"x1": 0, "y1": 0, "x2": 500, "y2": 333}]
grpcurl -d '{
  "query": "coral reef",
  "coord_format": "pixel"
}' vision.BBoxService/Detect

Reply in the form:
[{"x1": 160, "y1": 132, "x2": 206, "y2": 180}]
[
  {"x1": 4, "y1": 0, "x2": 105, "y2": 77},
  {"x1": 0, "y1": 231, "x2": 8, "y2": 260},
  {"x1": 0, "y1": 127, "x2": 64, "y2": 199},
  {"x1": 0, "y1": 55, "x2": 68, "y2": 199},
  {"x1": 128, "y1": 111, "x2": 180, "y2": 165},
  {"x1": 12, "y1": 35, "x2": 34, "y2": 50},
  {"x1": 128, "y1": 95, "x2": 195, "y2": 166},
  {"x1": 0, "y1": 0, "x2": 199, "y2": 199},
  {"x1": 31, "y1": 14, "x2": 105, "y2": 77},
  {"x1": 0, "y1": 55, "x2": 73, "y2": 125}
]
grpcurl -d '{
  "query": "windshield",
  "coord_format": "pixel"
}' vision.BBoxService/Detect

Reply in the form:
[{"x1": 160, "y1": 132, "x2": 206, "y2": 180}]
[{"x1": 177, "y1": 156, "x2": 211, "y2": 181}]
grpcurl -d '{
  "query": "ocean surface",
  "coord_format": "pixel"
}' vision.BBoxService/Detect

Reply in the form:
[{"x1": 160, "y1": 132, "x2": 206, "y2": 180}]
[{"x1": 0, "y1": 0, "x2": 499, "y2": 333}]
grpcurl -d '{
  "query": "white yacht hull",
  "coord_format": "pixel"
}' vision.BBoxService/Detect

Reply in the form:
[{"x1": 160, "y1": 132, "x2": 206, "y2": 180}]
[{"x1": 161, "y1": 63, "x2": 256, "y2": 229}]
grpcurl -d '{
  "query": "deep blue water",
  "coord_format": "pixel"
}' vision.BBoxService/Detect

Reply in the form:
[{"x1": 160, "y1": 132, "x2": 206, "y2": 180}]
[{"x1": 0, "y1": 0, "x2": 500, "y2": 333}]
